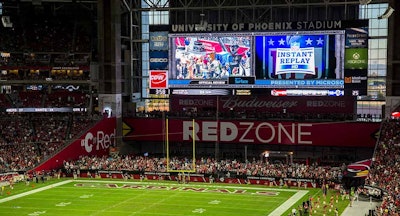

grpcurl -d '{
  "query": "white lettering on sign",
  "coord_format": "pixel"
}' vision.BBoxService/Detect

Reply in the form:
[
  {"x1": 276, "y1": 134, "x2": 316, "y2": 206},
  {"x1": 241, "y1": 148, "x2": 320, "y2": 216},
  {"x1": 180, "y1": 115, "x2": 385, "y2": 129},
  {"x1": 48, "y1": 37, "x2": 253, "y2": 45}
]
[
  {"x1": 221, "y1": 96, "x2": 298, "y2": 109},
  {"x1": 81, "y1": 129, "x2": 116, "y2": 153},
  {"x1": 183, "y1": 121, "x2": 312, "y2": 144},
  {"x1": 178, "y1": 99, "x2": 214, "y2": 106}
]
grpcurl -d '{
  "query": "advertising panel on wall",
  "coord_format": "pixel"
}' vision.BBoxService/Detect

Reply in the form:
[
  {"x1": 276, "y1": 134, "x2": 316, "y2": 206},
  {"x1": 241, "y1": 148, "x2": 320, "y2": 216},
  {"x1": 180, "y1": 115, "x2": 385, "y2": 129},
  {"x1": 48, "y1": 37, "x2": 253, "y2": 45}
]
[
  {"x1": 344, "y1": 27, "x2": 369, "y2": 96},
  {"x1": 344, "y1": 48, "x2": 368, "y2": 69},
  {"x1": 149, "y1": 70, "x2": 168, "y2": 89},
  {"x1": 123, "y1": 118, "x2": 379, "y2": 147},
  {"x1": 149, "y1": 31, "x2": 170, "y2": 94},
  {"x1": 34, "y1": 117, "x2": 116, "y2": 171},
  {"x1": 149, "y1": 51, "x2": 169, "y2": 70},
  {"x1": 149, "y1": 31, "x2": 169, "y2": 51},
  {"x1": 345, "y1": 27, "x2": 368, "y2": 48},
  {"x1": 344, "y1": 69, "x2": 368, "y2": 96},
  {"x1": 169, "y1": 95, "x2": 355, "y2": 114}
]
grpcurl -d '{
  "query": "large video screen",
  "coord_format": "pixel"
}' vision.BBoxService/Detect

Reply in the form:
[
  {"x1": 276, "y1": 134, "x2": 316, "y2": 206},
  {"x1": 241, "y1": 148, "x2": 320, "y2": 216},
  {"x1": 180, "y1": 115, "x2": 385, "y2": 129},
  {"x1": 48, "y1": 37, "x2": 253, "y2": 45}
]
[
  {"x1": 168, "y1": 30, "x2": 354, "y2": 91},
  {"x1": 169, "y1": 33, "x2": 252, "y2": 82},
  {"x1": 254, "y1": 32, "x2": 345, "y2": 80}
]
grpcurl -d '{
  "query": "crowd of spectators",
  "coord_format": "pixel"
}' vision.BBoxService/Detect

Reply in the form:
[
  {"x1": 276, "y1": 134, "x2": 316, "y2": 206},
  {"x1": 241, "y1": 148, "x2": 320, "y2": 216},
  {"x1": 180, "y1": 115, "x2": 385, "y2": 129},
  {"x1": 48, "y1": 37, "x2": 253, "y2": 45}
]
[
  {"x1": 64, "y1": 155, "x2": 343, "y2": 183},
  {"x1": 0, "y1": 103, "x2": 397, "y2": 216},
  {"x1": 0, "y1": 113, "x2": 98, "y2": 172},
  {"x1": 59, "y1": 116, "x2": 400, "y2": 215},
  {"x1": 0, "y1": 11, "x2": 91, "y2": 54},
  {"x1": 0, "y1": 6, "x2": 92, "y2": 81},
  {"x1": 366, "y1": 118, "x2": 400, "y2": 215}
]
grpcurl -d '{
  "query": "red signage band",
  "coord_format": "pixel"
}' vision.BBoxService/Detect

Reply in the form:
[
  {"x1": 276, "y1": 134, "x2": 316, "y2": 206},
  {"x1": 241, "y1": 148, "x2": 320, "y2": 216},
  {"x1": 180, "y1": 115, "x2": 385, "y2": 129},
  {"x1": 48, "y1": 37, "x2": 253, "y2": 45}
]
[{"x1": 123, "y1": 118, "x2": 379, "y2": 147}]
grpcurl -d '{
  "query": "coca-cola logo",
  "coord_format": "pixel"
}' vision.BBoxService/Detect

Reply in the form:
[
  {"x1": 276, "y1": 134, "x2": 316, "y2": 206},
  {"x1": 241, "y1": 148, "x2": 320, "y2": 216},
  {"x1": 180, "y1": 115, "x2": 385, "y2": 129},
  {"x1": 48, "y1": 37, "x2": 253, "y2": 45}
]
[
  {"x1": 149, "y1": 71, "x2": 168, "y2": 89},
  {"x1": 151, "y1": 74, "x2": 167, "y2": 83}
]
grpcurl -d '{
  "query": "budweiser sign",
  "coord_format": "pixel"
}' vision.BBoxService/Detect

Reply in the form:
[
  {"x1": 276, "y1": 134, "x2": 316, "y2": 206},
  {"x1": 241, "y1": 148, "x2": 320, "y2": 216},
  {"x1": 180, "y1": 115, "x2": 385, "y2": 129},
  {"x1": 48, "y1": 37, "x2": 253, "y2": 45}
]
[
  {"x1": 170, "y1": 95, "x2": 355, "y2": 114},
  {"x1": 221, "y1": 96, "x2": 298, "y2": 109}
]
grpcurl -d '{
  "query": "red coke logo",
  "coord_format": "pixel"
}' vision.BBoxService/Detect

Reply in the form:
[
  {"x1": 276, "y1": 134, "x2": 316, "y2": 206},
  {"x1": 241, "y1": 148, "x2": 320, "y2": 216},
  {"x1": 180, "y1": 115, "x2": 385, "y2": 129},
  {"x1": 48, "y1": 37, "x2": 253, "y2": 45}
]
[{"x1": 149, "y1": 70, "x2": 168, "y2": 89}]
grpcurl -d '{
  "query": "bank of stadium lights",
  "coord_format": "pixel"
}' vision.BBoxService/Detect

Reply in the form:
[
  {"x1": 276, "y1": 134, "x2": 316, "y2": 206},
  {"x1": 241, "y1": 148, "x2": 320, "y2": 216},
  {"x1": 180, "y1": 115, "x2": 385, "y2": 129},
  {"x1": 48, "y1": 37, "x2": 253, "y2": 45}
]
[
  {"x1": 359, "y1": 0, "x2": 395, "y2": 19},
  {"x1": 359, "y1": 0, "x2": 372, "y2": 5},
  {"x1": 378, "y1": 6, "x2": 395, "y2": 19},
  {"x1": 1, "y1": 16, "x2": 12, "y2": 28}
]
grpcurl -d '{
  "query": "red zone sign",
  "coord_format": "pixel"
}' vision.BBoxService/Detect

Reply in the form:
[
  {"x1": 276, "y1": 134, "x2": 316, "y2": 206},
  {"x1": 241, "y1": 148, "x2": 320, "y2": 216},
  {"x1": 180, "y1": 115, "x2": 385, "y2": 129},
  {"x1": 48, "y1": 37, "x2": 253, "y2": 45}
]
[{"x1": 123, "y1": 119, "x2": 380, "y2": 147}]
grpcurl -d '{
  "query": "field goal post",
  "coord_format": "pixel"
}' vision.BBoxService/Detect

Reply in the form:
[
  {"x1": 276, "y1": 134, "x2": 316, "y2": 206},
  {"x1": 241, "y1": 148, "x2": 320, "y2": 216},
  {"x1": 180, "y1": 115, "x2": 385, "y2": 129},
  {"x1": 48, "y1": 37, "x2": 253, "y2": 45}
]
[{"x1": 166, "y1": 118, "x2": 196, "y2": 174}]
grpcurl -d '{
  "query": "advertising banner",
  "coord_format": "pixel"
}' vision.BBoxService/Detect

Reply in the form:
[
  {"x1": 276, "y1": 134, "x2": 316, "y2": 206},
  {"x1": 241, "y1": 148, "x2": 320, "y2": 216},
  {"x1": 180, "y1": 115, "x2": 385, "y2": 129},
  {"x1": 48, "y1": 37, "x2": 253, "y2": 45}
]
[
  {"x1": 170, "y1": 95, "x2": 355, "y2": 114},
  {"x1": 149, "y1": 51, "x2": 169, "y2": 70},
  {"x1": 123, "y1": 118, "x2": 379, "y2": 147},
  {"x1": 344, "y1": 48, "x2": 368, "y2": 69},
  {"x1": 149, "y1": 31, "x2": 169, "y2": 51},
  {"x1": 344, "y1": 69, "x2": 368, "y2": 96},
  {"x1": 149, "y1": 70, "x2": 168, "y2": 89},
  {"x1": 345, "y1": 27, "x2": 368, "y2": 48},
  {"x1": 34, "y1": 117, "x2": 116, "y2": 171}
]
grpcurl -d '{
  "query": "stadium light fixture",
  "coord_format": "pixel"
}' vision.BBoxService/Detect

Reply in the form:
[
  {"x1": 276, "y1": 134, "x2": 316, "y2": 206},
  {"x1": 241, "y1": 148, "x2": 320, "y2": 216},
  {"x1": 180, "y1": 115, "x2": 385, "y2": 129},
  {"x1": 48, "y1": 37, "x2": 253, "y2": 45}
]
[
  {"x1": 1, "y1": 16, "x2": 13, "y2": 28},
  {"x1": 359, "y1": 0, "x2": 372, "y2": 5},
  {"x1": 378, "y1": 6, "x2": 395, "y2": 19}
]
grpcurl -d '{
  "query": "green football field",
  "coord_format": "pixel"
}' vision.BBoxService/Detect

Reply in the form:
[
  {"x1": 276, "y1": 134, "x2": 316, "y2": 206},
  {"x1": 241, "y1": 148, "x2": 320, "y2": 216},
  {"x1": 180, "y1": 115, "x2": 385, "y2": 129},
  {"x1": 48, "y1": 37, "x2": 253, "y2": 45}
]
[{"x1": 0, "y1": 178, "x2": 349, "y2": 216}]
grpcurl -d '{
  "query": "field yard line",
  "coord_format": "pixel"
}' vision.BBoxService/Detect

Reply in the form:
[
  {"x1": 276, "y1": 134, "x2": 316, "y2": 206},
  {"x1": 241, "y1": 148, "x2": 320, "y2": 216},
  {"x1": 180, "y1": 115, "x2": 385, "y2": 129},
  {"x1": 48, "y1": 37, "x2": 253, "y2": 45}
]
[
  {"x1": 0, "y1": 180, "x2": 73, "y2": 203},
  {"x1": 129, "y1": 190, "x2": 181, "y2": 216},
  {"x1": 89, "y1": 189, "x2": 152, "y2": 216},
  {"x1": 268, "y1": 190, "x2": 309, "y2": 216}
]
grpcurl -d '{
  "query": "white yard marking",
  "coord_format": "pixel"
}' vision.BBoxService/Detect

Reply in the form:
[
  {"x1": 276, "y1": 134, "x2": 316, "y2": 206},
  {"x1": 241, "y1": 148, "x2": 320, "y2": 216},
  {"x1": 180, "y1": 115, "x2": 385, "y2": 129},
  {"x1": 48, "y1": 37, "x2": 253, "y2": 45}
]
[
  {"x1": 192, "y1": 208, "x2": 206, "y2": 213},
  {"x1": 0, "y1": 180, "x2": 72, "y2": 203},
  {"x1": 268, "y1": 190, "x2": 309, "y2": 216},
  {"x1": 79, "y1": 194, "x2": 93, "y2": 198},
  {"x1": 27, "y1": 211, "x2": 46, "y2": 216},
  {"x1": 55, "y1": 202, "x2": 71, "y2": 207},
  {"x1": 208, "y1": 200, "x2": 221, "y2": 204},
  {"x1": 128, "y1": 190, "x2": 181, "y2": 216}
]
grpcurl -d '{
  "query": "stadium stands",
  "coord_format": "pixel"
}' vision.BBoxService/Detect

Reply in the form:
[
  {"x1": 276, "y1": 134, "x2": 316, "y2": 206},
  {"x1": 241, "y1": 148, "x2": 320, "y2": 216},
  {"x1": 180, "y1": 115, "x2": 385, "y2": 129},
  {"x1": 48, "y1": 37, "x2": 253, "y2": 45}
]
[
  {"x1": 0, "y1": 1, "x2": 396, "y2": 215},
  {"x1": 0, "y1": 113, "x2": 97, "y2": 172},
  {"x1": 63, "y1": 155, "x2": 342, "y2": 184},
  {"x1": 366, "y1": 118, "x2": 400, "y2": 214}
]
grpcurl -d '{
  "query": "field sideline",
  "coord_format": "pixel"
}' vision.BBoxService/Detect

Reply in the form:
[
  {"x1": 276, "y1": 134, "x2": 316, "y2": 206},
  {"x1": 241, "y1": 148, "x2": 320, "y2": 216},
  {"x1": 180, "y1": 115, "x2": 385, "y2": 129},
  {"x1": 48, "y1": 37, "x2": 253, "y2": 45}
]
[{"x1": 0, "y1": 178, "x2": 349, "y2": 216}]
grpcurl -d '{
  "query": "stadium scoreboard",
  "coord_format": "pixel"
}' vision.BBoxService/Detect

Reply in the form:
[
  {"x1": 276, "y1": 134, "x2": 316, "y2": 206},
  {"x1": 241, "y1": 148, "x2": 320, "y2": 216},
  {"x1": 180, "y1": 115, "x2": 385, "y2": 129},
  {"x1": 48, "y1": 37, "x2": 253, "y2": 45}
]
[{"x1": 148, "y1": 20, "x2": 368, "y2": 96}]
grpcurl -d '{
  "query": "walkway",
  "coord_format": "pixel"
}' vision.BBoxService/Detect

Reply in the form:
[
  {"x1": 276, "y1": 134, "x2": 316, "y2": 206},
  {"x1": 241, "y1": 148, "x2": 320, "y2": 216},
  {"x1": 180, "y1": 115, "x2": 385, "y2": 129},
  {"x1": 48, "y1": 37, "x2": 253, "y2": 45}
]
[{"x1": 342, "y1": 198, "x2": 380, "y2": 216}]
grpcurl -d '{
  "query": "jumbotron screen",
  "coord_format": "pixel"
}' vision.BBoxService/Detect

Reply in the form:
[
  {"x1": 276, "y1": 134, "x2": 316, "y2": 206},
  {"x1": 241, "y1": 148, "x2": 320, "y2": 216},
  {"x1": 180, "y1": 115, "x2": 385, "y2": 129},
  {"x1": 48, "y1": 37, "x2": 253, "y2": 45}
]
[
  {"x1": 169, "y1": 33, "x2": 252, "y2": 82},
  {"x1": 167, "y1": 29, "x2": 365, "y2": 93},
  {"x1": 254, "y1": 32, "x2": 344, "y2": 80}
]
